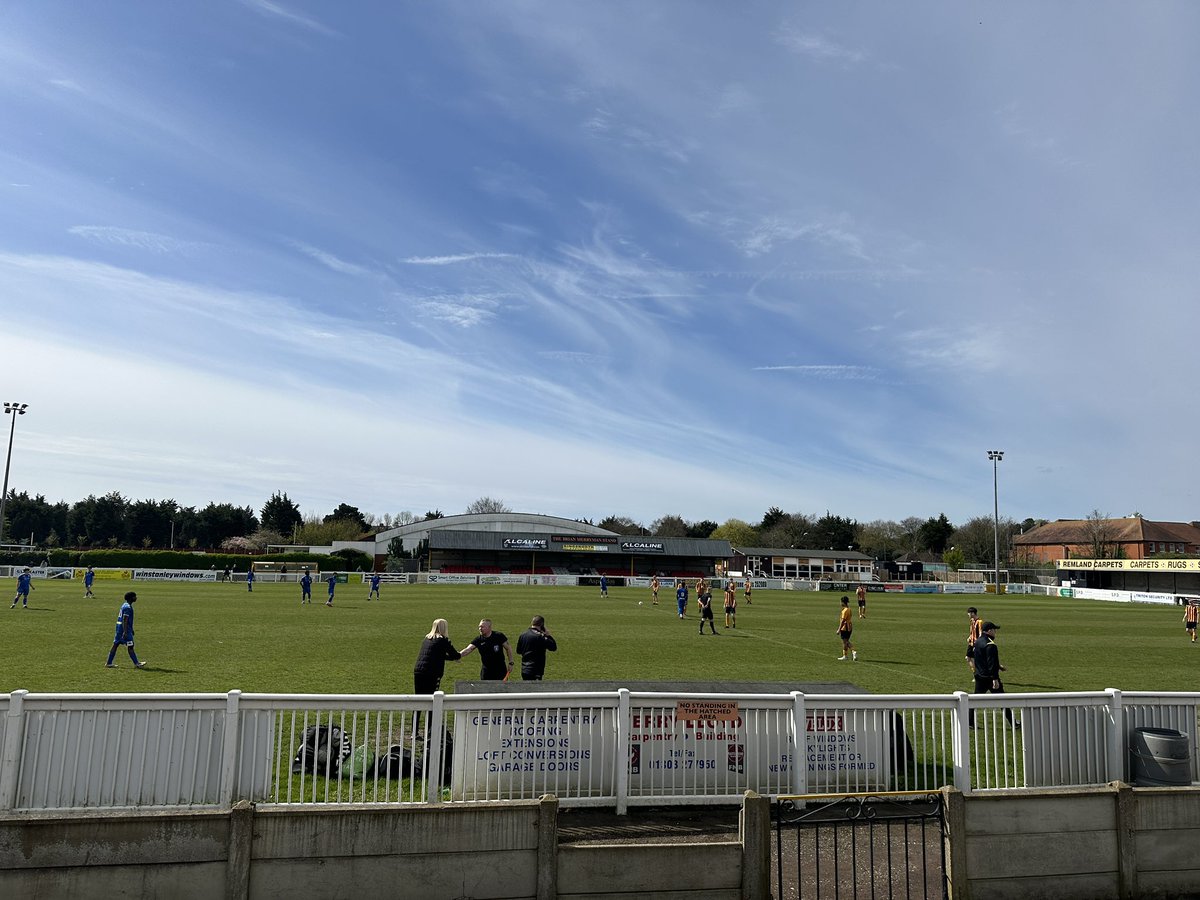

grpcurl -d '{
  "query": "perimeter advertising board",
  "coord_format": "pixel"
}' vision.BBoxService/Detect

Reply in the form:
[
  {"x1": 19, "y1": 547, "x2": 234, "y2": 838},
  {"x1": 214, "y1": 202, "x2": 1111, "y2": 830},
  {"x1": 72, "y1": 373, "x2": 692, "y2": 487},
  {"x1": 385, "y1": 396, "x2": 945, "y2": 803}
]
[
  {"x1": 479, "y1": 574, "x2": 529, "y2": 585},
  {"x1": 132, "y1": 569, "x2": 217, "y2": 582},
  {"x1": 454, "y1": 700, "x2": 893, "y2": 799},
  {"x1": 427, "y1": 574, "x2": 479, "y2": 584}
]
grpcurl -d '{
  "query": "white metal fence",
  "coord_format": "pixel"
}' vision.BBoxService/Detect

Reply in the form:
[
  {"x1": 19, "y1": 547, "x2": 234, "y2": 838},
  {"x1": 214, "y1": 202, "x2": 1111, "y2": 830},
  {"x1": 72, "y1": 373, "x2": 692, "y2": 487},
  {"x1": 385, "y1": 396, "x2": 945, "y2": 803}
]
[{"x1": 1, "y1": 688, "x2": 1196, "y2": 813}]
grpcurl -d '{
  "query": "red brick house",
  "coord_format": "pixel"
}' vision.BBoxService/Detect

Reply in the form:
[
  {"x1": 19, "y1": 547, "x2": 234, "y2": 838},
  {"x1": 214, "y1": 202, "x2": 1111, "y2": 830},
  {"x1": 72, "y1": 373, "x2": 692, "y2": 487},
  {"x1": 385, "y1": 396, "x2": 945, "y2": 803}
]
[{"x1": 1012, "y1": 517, "x2": 1200, "y2": 563}]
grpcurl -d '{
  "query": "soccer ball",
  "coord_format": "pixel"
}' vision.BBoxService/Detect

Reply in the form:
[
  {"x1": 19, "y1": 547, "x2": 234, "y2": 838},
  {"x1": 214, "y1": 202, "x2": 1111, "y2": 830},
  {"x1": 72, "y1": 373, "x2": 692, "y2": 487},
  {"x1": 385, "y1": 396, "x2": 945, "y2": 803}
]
[{"x1": 638, "y1": 601, "x2": 643, "y2": 606}]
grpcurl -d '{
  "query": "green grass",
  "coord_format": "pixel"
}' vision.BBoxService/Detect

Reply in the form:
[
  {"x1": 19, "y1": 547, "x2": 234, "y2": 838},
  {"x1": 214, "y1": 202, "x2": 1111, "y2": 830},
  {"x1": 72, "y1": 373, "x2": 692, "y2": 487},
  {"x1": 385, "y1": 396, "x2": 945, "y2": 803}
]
[{"x1": 2, "y1": 578, "x2": 1196, "y2": 695}]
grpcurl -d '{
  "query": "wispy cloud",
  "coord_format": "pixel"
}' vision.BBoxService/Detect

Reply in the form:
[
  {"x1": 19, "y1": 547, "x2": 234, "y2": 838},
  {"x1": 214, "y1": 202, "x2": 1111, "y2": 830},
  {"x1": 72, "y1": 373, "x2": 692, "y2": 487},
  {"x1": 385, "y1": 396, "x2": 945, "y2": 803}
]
[
  {"x1": 996, "y1": 102, "x2": 1088, "y2": 170},
  {"x1": 238, "y1": 0, "x2": 337, "y2": 36},
  {"x1": 735, "y1": 216, "x2": 870, "y2": 260},
  {"x1": 68, "y1": 225, "x2": 210, "y2": 255},
  {"x1": 753, "y1": 365, "x2": 880, "y2": 380},
  {"x1": 402, "y1": 252, "x2": 516, "y2": 266},
  {"x1": 475, "y1": 162, "x2": 551, "y2": 208},
  {"x1": 290, "y1": 241, "x2": 368, "y2": 276},
  {"x1": 415, "y1": 295, "x2": 501, "y2": 328},
  {"x1": 48, "y1": 77, "x2": 85, "y2": 93},
  {"x1": 776, "y1": 28, "x2": 866, "y2": 65}
]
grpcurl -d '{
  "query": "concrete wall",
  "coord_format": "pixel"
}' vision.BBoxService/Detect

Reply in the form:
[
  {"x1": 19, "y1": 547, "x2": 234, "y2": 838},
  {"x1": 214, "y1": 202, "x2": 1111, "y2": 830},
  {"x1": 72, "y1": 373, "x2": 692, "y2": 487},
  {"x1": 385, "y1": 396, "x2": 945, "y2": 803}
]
[
  {"x1": 0, "y1": 794, "x2": 770, "y2": 900},
  {"x1": 950, "y1": 782, "x2": 1200, "y2": 899}
]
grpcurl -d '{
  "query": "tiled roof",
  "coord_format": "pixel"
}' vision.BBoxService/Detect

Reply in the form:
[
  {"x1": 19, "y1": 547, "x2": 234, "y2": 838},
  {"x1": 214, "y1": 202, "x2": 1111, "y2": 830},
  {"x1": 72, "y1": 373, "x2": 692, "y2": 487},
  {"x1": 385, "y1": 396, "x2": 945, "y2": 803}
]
[{"x1": 1013, "y1": 518, "x2": 1200, "y2": 545}]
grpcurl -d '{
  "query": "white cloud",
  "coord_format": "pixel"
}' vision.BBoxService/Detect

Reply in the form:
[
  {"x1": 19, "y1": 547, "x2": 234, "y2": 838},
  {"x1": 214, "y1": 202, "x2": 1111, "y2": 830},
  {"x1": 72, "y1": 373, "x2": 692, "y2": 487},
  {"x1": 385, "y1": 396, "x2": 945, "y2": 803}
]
[
  {"x1": 68, "y1": 225, "x2": 210, "y2": 255},
  {"x1": 415, "y1": 295, "x2": 501, "y2": 328},
  {"x1": 237, "y1": 0, "x2": 337, "y2": 36},
  {"x1": 753, "y1": 365, "x2": 880, "y2": 381},
  {"x1": 289, "y1": 241, "x2": 369, "y2": 276},
  {"x1": 402, "y1": 252, "x2": 516, "y2": 266},
  {"x1": 775, "y1": 29, "x2": 866, "y2": 65}
]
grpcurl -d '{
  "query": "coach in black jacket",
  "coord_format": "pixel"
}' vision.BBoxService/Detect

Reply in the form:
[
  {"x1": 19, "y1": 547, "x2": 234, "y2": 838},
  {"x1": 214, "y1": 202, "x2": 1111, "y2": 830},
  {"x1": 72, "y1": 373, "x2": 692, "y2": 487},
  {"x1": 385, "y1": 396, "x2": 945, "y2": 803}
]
[
  {"x1": 516, "y1": 616, "x2": 557, "y2": 681},
  {"x1": 972, "y1": 622, "x2": 1018, "y2": 728}
]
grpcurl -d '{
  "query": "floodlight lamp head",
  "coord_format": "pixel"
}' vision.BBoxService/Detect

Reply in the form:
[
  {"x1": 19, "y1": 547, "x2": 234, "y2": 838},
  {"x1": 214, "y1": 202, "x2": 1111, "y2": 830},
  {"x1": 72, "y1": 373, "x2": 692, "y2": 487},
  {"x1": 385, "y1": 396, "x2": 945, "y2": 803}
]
[
  {"x1": 4, "y1": 402, "x2": 27, "y2": 415},
  {"x1": 987, "y1": 449, "x2": 1004, "y2": 461}
]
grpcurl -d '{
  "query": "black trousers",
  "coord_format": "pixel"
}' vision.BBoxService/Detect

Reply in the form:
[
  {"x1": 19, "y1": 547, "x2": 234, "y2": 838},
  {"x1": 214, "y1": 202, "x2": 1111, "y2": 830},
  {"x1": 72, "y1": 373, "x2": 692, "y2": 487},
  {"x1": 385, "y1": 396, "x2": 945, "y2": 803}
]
[{"x1": 970, "y1": 675, "x2": 1015, "y2": 726}]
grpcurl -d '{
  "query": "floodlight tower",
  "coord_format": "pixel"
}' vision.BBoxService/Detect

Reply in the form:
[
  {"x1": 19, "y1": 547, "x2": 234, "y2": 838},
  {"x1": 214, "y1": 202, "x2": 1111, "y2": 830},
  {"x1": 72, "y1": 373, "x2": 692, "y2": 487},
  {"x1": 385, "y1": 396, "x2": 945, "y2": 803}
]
[
  {"x1": 0, "y1": 402, "x2": 29, "y2": 545},
  {"x1": 987, "y1": 450, "x2": 1004, "y2": 593}
]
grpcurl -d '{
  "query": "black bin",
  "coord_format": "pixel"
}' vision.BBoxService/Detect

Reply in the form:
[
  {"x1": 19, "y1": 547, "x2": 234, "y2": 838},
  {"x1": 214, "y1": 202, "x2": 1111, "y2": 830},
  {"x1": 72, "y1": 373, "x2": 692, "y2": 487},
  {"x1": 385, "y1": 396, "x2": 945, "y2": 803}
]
[{"x1": 1131, "y1": 727, "x2": 1192, "y2": 786}]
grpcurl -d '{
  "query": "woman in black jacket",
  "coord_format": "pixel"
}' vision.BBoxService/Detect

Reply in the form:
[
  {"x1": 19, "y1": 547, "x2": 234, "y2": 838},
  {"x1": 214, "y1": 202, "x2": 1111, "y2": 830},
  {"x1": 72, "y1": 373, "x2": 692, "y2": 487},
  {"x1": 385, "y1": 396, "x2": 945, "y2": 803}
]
[{"x1": 413, "y1": 618, "x2": 461, "y2": 694}]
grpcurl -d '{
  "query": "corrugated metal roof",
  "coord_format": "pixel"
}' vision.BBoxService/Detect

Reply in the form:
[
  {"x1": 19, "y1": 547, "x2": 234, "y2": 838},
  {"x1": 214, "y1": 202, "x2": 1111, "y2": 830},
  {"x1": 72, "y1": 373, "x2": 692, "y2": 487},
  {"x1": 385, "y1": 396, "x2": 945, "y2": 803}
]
[{"x1": 734, "y1": 546, "x2": 873, "y2": 560}]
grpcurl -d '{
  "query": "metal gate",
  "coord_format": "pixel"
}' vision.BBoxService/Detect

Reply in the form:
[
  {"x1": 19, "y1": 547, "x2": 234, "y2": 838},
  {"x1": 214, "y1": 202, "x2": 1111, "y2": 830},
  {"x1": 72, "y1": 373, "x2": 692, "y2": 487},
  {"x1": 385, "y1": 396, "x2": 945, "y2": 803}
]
[{"x1": 774, "y1": 792, "x2": 948, "y2": 900}]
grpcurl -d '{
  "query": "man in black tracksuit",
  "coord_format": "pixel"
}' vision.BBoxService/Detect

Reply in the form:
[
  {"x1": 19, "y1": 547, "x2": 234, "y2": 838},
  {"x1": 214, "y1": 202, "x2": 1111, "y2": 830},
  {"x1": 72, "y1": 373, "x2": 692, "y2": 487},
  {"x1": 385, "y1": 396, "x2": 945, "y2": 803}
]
[{"x1": 971, "y1": 622, "x2": 1017, "y2": 728}]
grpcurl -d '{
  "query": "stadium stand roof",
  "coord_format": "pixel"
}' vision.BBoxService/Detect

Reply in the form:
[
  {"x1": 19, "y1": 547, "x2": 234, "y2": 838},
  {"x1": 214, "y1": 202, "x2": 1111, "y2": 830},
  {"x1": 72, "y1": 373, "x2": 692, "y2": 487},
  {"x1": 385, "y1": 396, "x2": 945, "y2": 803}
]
[
  {"x1": 734, "y1": 546, "x2": 873, "y2": 560},
  {"x1": 430, "y1": 530, "x2": 732, "y2": 558}
]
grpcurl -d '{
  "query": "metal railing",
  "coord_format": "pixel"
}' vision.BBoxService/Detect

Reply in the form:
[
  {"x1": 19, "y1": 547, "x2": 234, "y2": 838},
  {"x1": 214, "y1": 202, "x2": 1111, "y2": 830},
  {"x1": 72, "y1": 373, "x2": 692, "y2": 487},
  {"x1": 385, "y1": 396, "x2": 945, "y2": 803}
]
[{"x1": 2, "y1": 688, "x2": 1196, "y2": 813}]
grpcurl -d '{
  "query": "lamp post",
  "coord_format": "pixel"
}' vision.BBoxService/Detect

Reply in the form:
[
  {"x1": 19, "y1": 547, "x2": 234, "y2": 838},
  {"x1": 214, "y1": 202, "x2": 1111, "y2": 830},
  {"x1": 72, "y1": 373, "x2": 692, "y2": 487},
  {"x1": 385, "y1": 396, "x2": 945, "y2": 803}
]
[
  {"x1": 0, "y1": 402, "x2": 29, "y2": 545},
  {"x1": 987, "y1": 449, "x2": 1004, "y2": 593}
]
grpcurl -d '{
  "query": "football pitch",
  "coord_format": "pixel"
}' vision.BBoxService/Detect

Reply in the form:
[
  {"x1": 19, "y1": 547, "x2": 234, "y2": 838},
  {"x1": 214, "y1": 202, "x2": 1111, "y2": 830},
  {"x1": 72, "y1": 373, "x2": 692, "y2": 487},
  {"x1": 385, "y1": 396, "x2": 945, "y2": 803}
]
[{"x1": 1, "y1": 579, "x2": 1194, "y2": 696}]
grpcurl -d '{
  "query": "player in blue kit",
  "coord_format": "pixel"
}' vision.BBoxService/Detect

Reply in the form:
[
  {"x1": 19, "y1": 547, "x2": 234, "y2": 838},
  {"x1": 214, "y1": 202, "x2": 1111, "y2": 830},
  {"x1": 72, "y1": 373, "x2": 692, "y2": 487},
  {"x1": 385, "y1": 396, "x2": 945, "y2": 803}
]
[
  {"x1": 246, "y1": 569, "x2": 255, "y2": 592},
  {"x1": 676, "y1": 580, "x2": 688, "y2": 619},
  {"x1": 368, "y1": 573, "x2": 381, "y2": 601},
  {"x1": 10, "y1": 567, "x2": 32, "y2": 608},
  {"x1": 325, "y1": 574, "x2": 337, "y2": 607},
  {"x1": 105, "y1": 591, "x2": 147, "y2": 668},
  {"x1": 300, "y1": 571, "x2": 312, "y2": 604},
  {"x1": 84, "y1": 565, "x2": 96, "y2": 598}
]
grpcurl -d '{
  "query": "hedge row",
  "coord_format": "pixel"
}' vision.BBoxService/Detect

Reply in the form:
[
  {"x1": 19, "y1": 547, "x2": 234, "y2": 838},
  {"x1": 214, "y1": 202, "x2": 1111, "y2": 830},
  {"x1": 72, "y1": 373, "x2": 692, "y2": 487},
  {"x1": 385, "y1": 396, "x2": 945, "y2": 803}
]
[{"x1": 0, "y1": 549, "x2": 374, "y2": 570}]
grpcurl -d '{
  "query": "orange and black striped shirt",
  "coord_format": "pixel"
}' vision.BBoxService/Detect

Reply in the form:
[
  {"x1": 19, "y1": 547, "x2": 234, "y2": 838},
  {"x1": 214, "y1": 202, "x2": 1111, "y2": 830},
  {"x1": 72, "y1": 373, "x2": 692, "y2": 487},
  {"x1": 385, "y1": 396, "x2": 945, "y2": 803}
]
[
  {"x1": 1186, "y1": 605, "x2": 1198, "y2": 626},
  {"x1": 967, "y1": 618, "x2": 983, "y2": 647}
]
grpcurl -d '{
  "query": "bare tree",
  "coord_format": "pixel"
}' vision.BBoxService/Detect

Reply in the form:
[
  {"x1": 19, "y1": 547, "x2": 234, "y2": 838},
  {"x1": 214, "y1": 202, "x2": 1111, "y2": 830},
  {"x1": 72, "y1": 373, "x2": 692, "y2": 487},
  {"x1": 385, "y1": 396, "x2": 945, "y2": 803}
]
[
  {"x1": 1083, "y1": 509, "x2": 1119, "y2": 559},
  {"x1": 465, "y1": 497, "x2": 512, "y2": 515}
]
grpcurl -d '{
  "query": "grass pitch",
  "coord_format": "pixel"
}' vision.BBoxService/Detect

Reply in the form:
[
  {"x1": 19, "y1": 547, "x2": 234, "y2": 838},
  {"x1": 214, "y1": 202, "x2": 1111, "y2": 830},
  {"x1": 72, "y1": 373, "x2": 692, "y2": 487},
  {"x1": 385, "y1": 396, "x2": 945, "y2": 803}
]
[{"x1": 1, "y1": 578, "x2": 1193, "y2": 695}]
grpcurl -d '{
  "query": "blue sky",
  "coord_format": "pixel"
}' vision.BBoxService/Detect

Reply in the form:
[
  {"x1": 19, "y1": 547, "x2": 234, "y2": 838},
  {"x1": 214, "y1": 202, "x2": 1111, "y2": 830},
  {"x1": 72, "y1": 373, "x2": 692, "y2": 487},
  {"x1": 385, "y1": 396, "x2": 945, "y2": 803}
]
[{"x1": 1, "y1": 2, "x2": 1198, "y2": 528}]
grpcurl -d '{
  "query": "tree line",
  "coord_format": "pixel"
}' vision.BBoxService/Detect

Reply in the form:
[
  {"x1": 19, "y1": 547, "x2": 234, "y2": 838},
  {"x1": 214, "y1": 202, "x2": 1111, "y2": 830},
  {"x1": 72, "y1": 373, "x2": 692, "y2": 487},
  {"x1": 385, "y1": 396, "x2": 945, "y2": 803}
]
[{"x1": 1, "y1": 490, "x2": 1046, "y2": 567}]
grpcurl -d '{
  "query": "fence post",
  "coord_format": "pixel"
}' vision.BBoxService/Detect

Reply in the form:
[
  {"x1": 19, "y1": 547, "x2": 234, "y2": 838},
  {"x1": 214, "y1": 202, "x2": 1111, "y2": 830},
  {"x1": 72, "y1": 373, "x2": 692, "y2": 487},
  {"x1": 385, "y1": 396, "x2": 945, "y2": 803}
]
[
  {"x1": 1106, "y1": 688, "x2": 1125, "y2": 783},
  {"x1": 0, "y1": 690, "x2": 28, "y2": 810},
  {"x1": 790, "y1": 691, "x2": 807, "y2": 797},
  {"x1": 616, "y1": 688, "x2": 630, "y2": 815},
  {"x1": 219, "y1": 690, "x2": 242, "y2": 807},
  {"x1": 953, "y1": 691, "x2": 971, "y2": 792},
  {"x1": 427, "y1": 691, "x2": 445, "y2": 803}
]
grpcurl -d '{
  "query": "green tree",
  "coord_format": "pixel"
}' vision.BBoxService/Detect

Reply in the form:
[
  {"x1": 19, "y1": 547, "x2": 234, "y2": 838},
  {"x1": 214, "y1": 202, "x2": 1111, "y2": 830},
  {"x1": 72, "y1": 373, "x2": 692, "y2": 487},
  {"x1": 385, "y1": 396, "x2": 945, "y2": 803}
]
[
  {"x1": 196, "y1": 503, "x2": 258, "y2": 549},
  {"x1": 943, "y1": 547, "x2": 966, "y2": 572},
  {"x1": 650, "y1": 515, "x2": 688, "y2": 537},
  {"x1": 917, "y1": 514, "x2": 955, "y2": 554},
  {"x1": 424, "y1": 509, "x2": 444, "y2": 520},
  {"x1": 810, "y1": 512, "x2": 859, "y2": 551},
  {"x1": 70, "y1": 492, "x2": 130, "y2": 546},
  {"x1": 324, "y1": 503, "x2": 368, "y2": 531},
  {"x1": 597, "y1": 515, "x2": 644, "y2": 534},
  {"x1": 687, "y1": 519, "x2": 719, "y2": 539},
  {"x1": 858, "y1": 519, "x2": 904, "y2": 561},
  {"x1": 759, "y1": 507, "x2": 788, "y2": 532},
  {"x1": 127, "y1": 498, "x2": 177, "y2": 548},
  {"x1": 261, "y1": 492, "x2": 303, "y2": 536},
  {"x1": 709, "y1": 518, "x2": 758, "y2": 547}
]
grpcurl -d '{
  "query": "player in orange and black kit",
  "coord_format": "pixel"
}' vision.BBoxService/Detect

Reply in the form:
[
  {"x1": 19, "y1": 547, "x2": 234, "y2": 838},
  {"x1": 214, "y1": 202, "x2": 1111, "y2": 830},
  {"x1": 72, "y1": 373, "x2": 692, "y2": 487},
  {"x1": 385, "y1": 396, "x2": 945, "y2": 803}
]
[
  {"x1": 723, "y1": 581, "x2": 737, "y2": 628},
  {"x1": 651, "y1": 576, "x2": 660, "y2": 606},
  {"x1": 743, "y1": 578, "x2": 752, "y2": 605},
  {"x1": 835, "y1": 596, "x2": 856, "y2": 660},
  {"x1": 965, "y1": 606, "x2": 983, "y2": 671},
  {"x1": 856, "y1": 584, "x2": 867, "y2": 618},
  {"x1": 1185, "y1": 600, "x2": 1198, "y2": 643}
]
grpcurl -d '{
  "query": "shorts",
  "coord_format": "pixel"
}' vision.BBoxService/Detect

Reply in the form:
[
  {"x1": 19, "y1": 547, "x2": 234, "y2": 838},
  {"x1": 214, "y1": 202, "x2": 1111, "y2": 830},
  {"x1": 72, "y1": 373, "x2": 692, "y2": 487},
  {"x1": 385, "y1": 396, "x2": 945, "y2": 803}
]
[
  {"x1": 1188, "y1": 623, "x2": 1196, "y2": 631},
  {"x1": 839, "y1": 629, "x2": 852, "y2": 641},
  {"x1": 857, "y1": 599, "x2": 865, "y2": 607},
  {"x1": 724, "y1": 605, "x2": 735, "y2": 615},
  {"x1": 701, "y1": 607, "x2": 714, "y2": 620},
  {"x1": 966, "y1": 643, "x2": 976, "y2": 658}
]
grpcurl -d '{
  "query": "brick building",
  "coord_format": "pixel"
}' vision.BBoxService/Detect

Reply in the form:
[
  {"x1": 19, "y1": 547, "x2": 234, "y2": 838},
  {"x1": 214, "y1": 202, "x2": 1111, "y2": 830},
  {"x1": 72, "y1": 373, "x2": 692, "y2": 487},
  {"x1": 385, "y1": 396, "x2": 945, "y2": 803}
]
[{"x1": 1013, "y1": 517, "x2": 1200, "y2": 563}]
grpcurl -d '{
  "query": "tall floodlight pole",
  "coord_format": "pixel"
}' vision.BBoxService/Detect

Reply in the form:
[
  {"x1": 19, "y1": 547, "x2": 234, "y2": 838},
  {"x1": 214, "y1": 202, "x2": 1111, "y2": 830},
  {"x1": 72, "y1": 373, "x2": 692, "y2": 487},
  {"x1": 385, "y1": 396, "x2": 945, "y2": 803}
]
[
  {"x1": 987, "y1": 450, "x2": 1004, "y2": 593},
  {"x1": 0, "y1": 402, "x2": 30, "y2": 545}
]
